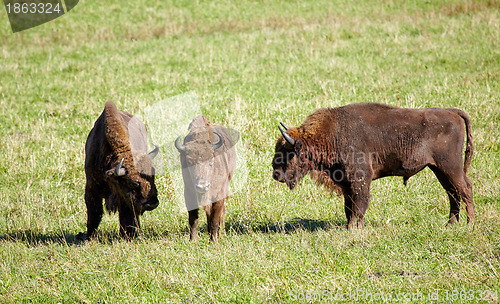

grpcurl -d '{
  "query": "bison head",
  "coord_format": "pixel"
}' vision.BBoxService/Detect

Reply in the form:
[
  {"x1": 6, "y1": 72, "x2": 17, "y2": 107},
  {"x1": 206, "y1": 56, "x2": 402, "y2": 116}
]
[
  {"x1": 106, "y1": 145, "x2": 160, "y2": 214},
  {"x1": 175, "y1": 127, "x2": 224, "y2": 198},
  {"x1": 272, "y1": 122, "x2": 308, "y2": 190}
]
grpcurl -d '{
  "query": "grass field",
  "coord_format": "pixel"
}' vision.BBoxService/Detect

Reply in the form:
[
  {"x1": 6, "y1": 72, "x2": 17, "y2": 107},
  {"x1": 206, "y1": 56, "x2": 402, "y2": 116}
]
[{"x1": 0, "y1": 0, "x2": 499, "y2": 302}]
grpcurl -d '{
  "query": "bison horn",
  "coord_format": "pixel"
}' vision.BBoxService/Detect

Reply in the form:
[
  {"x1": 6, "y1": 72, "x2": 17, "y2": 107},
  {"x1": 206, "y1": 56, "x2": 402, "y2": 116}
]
[
  {"x1": 280, "y1": 122, "x2": 289, "y2": 130},
  {"x1": 174, "y1": 135, "x2": 186, "y2": 152},
  {"x1": 213, "y1": 132, "x2": 225, "y2": 150},
  {"x1": 114, "y1": 158, "x2": 127, "y2": 176},
  {"x1": 148, "y1": 144, "x2": 159, "y2": 159},
  {"x1": 278, "y1": 125, "x2": 295, "y2": 146}
]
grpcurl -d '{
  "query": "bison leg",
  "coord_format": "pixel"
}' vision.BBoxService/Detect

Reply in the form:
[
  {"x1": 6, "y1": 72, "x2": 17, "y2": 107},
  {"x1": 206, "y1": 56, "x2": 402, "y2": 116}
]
[
  {"x1": 446, "y1": 191, "x2": 461, "y2": 225},
  {"x1": 343, "y1": 181, "x2": 371, "y2": 230},
  {"x1": 188, "y1": 209, "x2": 199, "y2": 241},
  {"x1": 85, "y1": 189, "x2": 103, "y2": 240},
  {"x1": 118, "y1": 203, "x2": 140, "y2": 238},
  {"x1": 463, "y1": 176, "x2": 475, "y2": 224},
  {"x1": 206, "y1": 200, "x2": 225, "y2": 242},
  {"x1": 430, "y1": 166, "x2": 475, "y2": 225},
  {"x1": 344, "y1": 195, "x2": 355, "y2": 229}
]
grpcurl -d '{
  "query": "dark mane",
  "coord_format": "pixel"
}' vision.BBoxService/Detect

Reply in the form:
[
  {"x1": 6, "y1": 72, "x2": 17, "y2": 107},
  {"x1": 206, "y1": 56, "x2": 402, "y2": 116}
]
[{"x1": 289, "y1": 108, "x2": 340, "y2": 168}]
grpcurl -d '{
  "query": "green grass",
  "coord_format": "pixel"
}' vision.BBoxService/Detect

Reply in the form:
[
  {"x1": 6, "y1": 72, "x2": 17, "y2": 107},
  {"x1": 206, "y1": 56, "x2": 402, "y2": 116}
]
[{"x1": 0, "y1": 0, "x2": 499, "y2": 302}]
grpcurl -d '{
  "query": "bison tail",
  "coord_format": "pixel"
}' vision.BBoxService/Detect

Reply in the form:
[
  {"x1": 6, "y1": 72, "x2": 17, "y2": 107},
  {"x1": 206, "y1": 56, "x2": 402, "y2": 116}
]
[{"x1": 451, "y1": 109, "x2": 474, "y2": 174}]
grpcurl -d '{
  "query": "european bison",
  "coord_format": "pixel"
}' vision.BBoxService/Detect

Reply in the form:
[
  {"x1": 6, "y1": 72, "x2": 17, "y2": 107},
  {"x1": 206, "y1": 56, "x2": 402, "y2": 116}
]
[
  {"x1": 272, "y1": 103, "x2": 475, "y2": 229},
  {"x1": 85, "y1": 101, "x2": 160, "y2": 239},
  {"x1": 175, "y1": 115, "x2": 236, "y2": 241}
]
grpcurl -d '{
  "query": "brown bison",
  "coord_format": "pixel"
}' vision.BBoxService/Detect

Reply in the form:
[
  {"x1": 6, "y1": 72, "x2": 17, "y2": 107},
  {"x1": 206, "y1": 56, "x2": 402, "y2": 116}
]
[
  {"x1": 175, "y1": 115, "x2": 236, "y2": 241},
  {"x1": 85, "y1": 101, "x2": 160, "y2": 239},
  {"x1": 272, "y1": 103, "x2": 475, "y2": 229}
]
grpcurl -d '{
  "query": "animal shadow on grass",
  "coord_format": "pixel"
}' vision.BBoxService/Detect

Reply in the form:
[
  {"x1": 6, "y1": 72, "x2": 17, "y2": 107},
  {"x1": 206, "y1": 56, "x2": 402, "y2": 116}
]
[
  {"x1": 226, "y1": 217, "x2": 344, "y2": 235},
  {"x1": 0, "y1": 230, "x2": 86, "y2": 246},
  {"x1": 0, "y1": 218, "x2": 344, "y2": 245},
  {"x1": 165, "y1": 218, "x2": 343, "y2": 239},
  {"x1": 0, "y1": 230, "x2": 128, "y2": 246}
]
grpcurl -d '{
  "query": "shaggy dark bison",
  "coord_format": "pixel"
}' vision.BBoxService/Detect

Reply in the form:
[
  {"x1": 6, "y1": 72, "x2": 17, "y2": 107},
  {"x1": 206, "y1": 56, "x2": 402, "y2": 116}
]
[
  {"x1": 272, "y1": 103, "x2": 475, "y2": 229},
  {"x1": 85, "y1": 101, "x2": 159, "y2": 239},
  {"x1": 175, "y1": 115, "x2": 236, "y2": 241}
]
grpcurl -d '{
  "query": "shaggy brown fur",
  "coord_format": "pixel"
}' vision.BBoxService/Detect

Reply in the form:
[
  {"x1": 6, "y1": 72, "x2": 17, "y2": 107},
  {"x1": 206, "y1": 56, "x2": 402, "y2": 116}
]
[
  {"x1": 175, "y1": 115, "x2": 236, "y2": 242},
  {"x1": 272, "y1": 103, "x2": 475, "y2": 229},
  {"x1": 84, "y1": 101, "x2": 159, "y2": 239}
]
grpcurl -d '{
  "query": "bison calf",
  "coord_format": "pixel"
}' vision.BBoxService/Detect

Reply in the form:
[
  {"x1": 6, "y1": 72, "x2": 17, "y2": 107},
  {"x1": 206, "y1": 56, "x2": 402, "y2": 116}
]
[
  {"x1": 272, "y1": 103, "x2": 475, "y2": 229},
  {"x1": 175, "y1": 115, "x2": 236, "y2": 241},
  {"x1": 85, "y1": 101, "x2": 160, "y2": 239}
]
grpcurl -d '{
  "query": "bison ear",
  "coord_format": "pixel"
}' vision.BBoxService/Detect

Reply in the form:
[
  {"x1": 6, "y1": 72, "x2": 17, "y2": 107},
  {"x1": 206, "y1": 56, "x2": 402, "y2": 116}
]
[
  {"x1": 294, "y1": 139, "x2": 304, "y2": 155},
  {"x1": 293, "y1": 139, "x2": 302, "y2": 148}
]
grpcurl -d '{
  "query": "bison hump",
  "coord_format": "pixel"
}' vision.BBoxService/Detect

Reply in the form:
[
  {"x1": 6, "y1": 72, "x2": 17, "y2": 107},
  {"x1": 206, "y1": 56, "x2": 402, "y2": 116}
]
[{"x1": 103, "y1": 101, "x2": 133, "y2": 155}]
